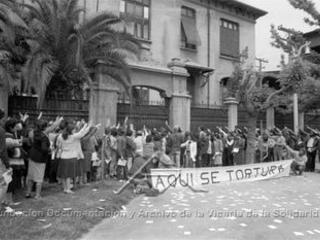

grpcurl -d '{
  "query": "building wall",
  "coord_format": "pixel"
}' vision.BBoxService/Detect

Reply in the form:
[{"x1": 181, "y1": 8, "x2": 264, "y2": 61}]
[
  {"x1": 80, "y1": 0, "x2": 121, "y2": 19},
  {"x1": 81, "y1": 0, "x2": 261, "y2": 106},
  {"x1": 212, "y1": 9, "x2": 256, "y2": 105}
]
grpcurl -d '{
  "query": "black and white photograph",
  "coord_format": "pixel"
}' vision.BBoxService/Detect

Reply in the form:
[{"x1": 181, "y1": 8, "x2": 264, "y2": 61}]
[{"x1": 1, "y1": 0, "x2": 320, "y2": 239}]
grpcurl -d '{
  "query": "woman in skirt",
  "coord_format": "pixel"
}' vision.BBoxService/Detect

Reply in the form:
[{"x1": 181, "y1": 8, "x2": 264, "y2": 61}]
[
  {"x1": 25, "y1": 120, "x2": 50, "y2": 199},
  {"x1": 56, "y1": 121, "x2": 92, "y2": 194}
]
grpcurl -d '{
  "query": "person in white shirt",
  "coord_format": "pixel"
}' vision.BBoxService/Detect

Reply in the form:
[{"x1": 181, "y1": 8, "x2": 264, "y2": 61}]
[
  {"x1": 181, "y1": 132, "x2": 197, "y2": 168},
  {"x1": 284, "y1": 144, "x2": 307, "y2": 175},
  {"x1": 56, "y1": 121, "x2": 92, "y2": 194},
  {"x1": 134, "y1": 131, "x2": 145, "y2": 157}
]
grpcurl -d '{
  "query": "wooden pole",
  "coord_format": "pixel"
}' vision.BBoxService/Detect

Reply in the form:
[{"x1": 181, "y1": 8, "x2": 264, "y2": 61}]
[
  {"x1": 113, "y1": 157, "x2": 154, "y2": 195},
  {"x1": 96, "y1": 0, "x2": 100, "y2": 12}
]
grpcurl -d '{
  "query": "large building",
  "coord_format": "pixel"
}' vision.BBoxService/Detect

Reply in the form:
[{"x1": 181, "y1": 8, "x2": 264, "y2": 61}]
[
  {"x1": 80, "y1": 0, "x2": 266, "y2": 105},
  {"x1": 3, "y1": 0, "x2": 268, "y2": 132}
]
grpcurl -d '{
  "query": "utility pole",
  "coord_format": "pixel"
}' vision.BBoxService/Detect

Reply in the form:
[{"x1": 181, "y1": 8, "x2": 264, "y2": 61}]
[
  {"x1": 96, "y1": 0, "x2": 100, "y2": 12},
  {"x1": 255, "y1": 57, "x2": 269, "y2": 72}
]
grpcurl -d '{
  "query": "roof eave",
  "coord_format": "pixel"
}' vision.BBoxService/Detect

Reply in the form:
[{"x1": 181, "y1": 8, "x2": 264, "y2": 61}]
[{"x1": 213, "y1": 0, "x2": 268, "y2": 20}]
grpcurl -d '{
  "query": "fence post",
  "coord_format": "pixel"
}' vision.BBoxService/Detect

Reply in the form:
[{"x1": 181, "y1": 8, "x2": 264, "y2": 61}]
[{"x1": 168, "y1": 58, "x2": 191, "y2": 131}]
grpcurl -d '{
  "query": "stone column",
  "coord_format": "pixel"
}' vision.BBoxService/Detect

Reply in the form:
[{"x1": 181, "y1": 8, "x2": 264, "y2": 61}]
[
  {"x1": 89, "y1": 62, "x2": 119, "y2": 136},
  {"x1": 266, "y1": 107, "x2": 275, "y2": 130},
  {"x1": 224, "y1": 97, "x2": 238, "y2": 131},
  {"x1": 169, "y1": 93, "x2": 191, "y2": 131},
  {"x1": 299, "y1": 112, "x2": 304, "y2": 131},
  {"x1": 0, "y1": 85, "x2": 8, "y2": 116},
  {"x1": 168, "y1": 58, "x2": 191, "y2": 131}
]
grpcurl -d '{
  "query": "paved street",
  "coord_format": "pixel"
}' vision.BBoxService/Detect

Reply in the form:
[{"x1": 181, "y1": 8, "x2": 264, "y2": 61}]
[{"x1": 81, "y1": 173, "x2": 320, "y2": 240}]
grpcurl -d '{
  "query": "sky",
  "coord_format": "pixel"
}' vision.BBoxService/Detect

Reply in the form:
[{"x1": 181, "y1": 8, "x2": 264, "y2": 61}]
[{"x1": 238, "y1": 0, "x2": 320, "y2": 71}]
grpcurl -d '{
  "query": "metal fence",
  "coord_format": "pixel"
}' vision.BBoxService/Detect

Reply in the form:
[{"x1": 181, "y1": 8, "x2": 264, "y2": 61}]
[{"x1": 8, "y1": 96, "x2": 89, "y2": 121}]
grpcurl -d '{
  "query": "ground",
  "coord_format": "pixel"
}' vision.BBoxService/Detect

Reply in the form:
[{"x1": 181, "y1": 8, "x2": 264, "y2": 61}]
[
  {"x1": 0, "y1": 180, "x2": 135, "y2": 240},
  {"x1": 81, "y1": 173, "x2": 320, "y2": 240}
]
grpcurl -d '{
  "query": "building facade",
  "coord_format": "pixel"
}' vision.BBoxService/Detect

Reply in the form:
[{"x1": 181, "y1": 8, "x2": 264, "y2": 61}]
[
  {"x1": 81, "y1": 0, "x2": 266, "y2": 103},
  {"x1": 2, "y1": 0, "x2": 267, "y2": 131}
]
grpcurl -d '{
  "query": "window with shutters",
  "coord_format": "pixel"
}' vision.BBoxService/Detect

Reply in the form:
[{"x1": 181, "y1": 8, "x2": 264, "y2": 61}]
[
  {"x1": 220, "y1": 19, "x2": 240, "y2": 59},
  {"x1": 181, "y1": 6, "x2": 201, "y2": 50},
  {"x1": 120, "y1": 0, "x2": 150, "y2": 40}
]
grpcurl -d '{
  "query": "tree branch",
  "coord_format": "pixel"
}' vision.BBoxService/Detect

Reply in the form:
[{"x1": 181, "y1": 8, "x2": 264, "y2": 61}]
[{"x1": 266, "y1": 85, "x2": 291, "y2": 104}]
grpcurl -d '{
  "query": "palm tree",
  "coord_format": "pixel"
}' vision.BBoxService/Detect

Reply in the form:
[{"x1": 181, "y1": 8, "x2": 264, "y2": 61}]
[
  {"x1": 4, "y1": 0, "x2": 140, "y2": 106},
  {"x1": 0, "y1": 0, "x2": 30, "y2": 94}
]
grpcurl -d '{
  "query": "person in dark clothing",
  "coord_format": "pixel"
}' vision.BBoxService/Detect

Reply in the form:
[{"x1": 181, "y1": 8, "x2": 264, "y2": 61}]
[
  {"x1": 306, "y1": 133, "x2": 319, "y2": 172},
  {"x1": 5, "y1": 118, "x2": 25, "y2": 204},
  {"x1": 116, "y1": 128, "x2": 128, "y2": 180},
  {"x1": 25, "y1": 120, "x2": 50, "y2": 199},
  {"x1": 0, "y1": 109, "x2": 10, "y2": 205},
  {"x1": 198, "y1": 127, "x2": 210, "y2": 167},
  {"x1": 0, "y1": 109, "x2": 9, "y2": 169},
  {"x1": 166, "y1": 126, "x2": 184, "y2": 168}
]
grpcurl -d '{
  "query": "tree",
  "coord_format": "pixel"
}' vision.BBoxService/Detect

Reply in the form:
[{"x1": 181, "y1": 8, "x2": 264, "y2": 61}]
[
  {"x1": 269, "y1": 0, "x2": 320, "y2": 115},
  {"x1": 224, "y1": 55, "x2": 274, "y2": 163},
  {"x1": 1, "y1": 0, "x2": 141, "y2": 106},
  {"x1": 225, "y1": 0, "x2": 320, "y2": 163},
  {"x1": 0, "y1": 0, "x2": 30, "y2": 94},
  {"x1": 224, "y1": 40, "x2": 317, "y2": 163}
]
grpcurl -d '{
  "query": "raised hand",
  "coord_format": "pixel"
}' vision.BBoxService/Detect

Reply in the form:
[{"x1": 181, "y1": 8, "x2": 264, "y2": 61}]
[
  {"x1": 106, "y1": 118, "x2": 111, "y2": 128},
  {"x1": 124, "y1": 116, "x2": 129, "y2": 126},
  {"x1": 37, "y1": 112, "x2": 43, "y2": 120},
  {"x1": 20, "y1": 112, "x2": 29, "y2": 122}
]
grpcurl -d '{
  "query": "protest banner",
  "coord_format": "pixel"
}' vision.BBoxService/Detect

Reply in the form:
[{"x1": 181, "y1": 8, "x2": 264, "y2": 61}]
[{"x1": 151, "y1": 160, "x2": 293, "y2": 191}]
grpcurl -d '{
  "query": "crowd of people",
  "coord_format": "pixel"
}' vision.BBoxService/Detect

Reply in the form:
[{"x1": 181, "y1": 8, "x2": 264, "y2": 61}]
[{"x1": 0, "y1": 108, "x2": 318, "y2": 205}]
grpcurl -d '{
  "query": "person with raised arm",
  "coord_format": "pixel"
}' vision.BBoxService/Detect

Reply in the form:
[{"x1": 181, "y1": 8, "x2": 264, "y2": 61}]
[
  {"x1": 4, "y1": 118, "x2": 26, "y2": 204},
  {"x1": 166, "y1": 125, "x2": 184, "y2": 168},
  {"x1": 56, "y1": 120, "x2": 92, "y2": 194},
  {"x1": 80, "y1": 123, "x2": 101, "y2": 184},
  {"x1": 283, "y1": 143, "x2": 307, "y2": 176},
  {"x1": 180, "y1": 131, "x2": 197, "y2": 168},
  {"x1": 218, "y1": 127, "x2": 234, "y2": 166}
]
